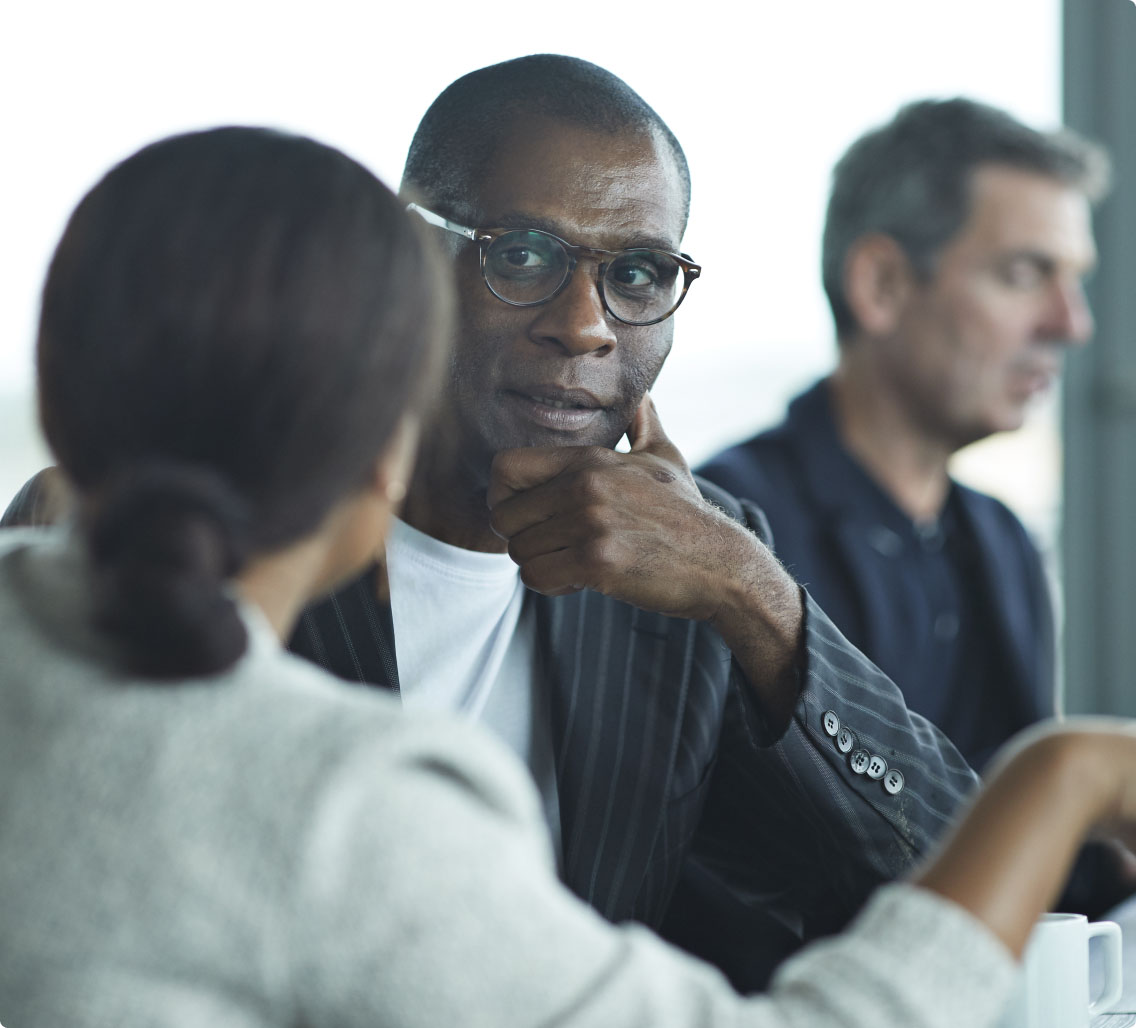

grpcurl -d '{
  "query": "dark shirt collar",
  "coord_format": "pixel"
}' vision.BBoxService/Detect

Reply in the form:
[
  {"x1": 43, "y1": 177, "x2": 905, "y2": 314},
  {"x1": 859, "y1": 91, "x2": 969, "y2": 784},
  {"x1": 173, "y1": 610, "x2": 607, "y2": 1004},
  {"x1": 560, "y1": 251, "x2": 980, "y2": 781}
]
[{"x1": 784, "y1": 378, "x2": 958, "y2": 543}]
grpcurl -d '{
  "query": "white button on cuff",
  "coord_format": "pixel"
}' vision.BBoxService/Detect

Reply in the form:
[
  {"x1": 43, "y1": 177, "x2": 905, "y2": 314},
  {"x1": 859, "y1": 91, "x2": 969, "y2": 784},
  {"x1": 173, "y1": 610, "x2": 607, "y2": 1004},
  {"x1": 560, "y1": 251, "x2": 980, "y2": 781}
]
[
  {"x1": 883, "y1": 769, "x2": 905, "y2": 795},
  {"x1": 850, "y1": 750, "x2": 870, "y2": 774},
  {"x1": 823, "y1": 710, "x2": 840, "y2": 737},
  {"x1": 836, "y1": 728, "x2": 855, "y2": 753},
  {"x1": 867, "y1": 755, "x2": 888, "y2": 780}
]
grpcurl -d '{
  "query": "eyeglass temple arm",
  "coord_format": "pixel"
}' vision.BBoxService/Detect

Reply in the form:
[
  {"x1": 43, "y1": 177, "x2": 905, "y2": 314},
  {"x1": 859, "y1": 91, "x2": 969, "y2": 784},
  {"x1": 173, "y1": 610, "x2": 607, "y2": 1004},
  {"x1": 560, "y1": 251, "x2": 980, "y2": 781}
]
[{"x1": 406, "y1": 203, "x2": 480, "y2": 242}]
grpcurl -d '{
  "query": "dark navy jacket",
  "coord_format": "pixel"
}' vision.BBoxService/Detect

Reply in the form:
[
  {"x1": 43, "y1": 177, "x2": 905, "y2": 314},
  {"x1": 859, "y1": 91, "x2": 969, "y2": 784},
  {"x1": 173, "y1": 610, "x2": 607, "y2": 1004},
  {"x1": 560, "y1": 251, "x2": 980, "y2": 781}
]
[{"x1": 698, "y1": 378, "x2": 1056, "y2": 772}]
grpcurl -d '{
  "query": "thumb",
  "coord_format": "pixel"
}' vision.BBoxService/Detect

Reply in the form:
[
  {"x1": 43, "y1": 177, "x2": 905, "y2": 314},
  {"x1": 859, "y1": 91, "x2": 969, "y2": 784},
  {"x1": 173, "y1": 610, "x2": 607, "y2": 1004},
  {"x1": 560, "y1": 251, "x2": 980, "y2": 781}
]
[{"x1": 626, "y1": 393, "x2": 678, "y2": 458}]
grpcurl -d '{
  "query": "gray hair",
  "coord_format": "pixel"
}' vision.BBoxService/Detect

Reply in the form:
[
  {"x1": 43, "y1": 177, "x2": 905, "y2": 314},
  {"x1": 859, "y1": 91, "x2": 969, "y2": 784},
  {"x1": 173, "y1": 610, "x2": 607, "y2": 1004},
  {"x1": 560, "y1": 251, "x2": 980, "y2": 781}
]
[{"x1": 822, "y1": 97, "x2": 1111, "y2": 340}]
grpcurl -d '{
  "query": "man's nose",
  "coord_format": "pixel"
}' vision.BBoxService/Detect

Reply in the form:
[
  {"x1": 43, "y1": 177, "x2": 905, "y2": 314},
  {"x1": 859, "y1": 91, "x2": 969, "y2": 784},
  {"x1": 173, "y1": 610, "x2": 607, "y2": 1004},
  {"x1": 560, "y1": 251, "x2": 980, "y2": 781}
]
[
  {"x1": 526, "y1": 263, "x2": 618, "y2": 357},
  {"x1": 1046, "y1": 278, "x2": 1095, "y2": 346}
]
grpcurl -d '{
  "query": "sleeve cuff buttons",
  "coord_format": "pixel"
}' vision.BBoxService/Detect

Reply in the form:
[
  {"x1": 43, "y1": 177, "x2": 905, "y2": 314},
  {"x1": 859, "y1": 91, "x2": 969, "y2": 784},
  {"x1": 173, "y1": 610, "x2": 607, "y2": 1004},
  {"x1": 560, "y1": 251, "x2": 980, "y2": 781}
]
[{"x1": 821, "y1": 711, "x2": 904, "y2": 795}]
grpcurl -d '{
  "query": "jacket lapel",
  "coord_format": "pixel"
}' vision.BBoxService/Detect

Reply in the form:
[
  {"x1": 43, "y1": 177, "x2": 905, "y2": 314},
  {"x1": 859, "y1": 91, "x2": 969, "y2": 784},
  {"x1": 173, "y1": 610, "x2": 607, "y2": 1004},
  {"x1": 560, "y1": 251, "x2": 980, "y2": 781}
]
[
  {"x1": 783, "y1": 383, "x2": 898, "y2": 660},
  {"x1": 290, "y1": 562, "x2": 401, "y2": 692},
  {"x1": 534, "y1": 588, "x2": 696, "y2": 922},
  {"x1": 952, "y1": 491, "x2": 1053, "y2": 720}
]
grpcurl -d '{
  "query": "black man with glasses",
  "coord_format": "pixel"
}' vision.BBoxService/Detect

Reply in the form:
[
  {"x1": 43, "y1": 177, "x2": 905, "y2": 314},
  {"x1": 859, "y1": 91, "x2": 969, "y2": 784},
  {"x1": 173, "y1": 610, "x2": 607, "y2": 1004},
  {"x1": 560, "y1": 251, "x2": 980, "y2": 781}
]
[
  {"x1": 2, "y1": 55, "x2": 981, "y2": 991},
  {"x1": 285, "y1": 54, "x2": 986, "y2": 991}
]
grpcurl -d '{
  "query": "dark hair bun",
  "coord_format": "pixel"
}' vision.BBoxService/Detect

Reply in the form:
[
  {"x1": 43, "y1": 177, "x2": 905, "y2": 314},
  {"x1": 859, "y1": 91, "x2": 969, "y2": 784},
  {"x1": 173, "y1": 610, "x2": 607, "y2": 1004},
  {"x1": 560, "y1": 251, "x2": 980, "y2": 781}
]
[{"x1": 87, "y1": 464, "x2": 251, "y2": 679}]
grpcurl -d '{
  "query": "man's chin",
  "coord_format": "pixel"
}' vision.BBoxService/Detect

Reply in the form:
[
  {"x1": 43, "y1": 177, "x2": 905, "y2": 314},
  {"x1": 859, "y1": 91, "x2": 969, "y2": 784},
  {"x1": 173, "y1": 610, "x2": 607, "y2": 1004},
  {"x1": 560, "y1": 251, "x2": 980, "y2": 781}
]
[{"x1": 962, "y1": 411, "x2": 1026, "y2": 447}]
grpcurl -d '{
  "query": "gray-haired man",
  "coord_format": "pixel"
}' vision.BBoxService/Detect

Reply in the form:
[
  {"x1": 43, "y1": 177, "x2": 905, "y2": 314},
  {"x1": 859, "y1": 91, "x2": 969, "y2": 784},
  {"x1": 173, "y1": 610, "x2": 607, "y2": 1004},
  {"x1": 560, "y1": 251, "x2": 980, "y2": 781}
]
[
  {"x1": 702, "y1": 98, "x2": 1108, "y2": 774},
  {"x1": 699, "y1": 100, "x2": 1128, "y2": 919}
]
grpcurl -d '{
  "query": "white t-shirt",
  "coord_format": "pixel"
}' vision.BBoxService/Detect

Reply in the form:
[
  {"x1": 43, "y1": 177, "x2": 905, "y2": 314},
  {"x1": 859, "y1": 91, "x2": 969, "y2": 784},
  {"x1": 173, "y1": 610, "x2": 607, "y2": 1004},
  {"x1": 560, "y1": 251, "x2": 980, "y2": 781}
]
[{"x1": 386, "y1": 517, "x2": 561, "y2": 859}]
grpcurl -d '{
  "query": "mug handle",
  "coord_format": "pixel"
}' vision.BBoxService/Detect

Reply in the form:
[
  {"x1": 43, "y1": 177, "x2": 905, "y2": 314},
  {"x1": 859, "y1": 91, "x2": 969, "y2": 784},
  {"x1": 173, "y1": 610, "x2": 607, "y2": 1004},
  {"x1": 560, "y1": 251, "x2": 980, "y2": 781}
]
[{"x1": 1088, "y1": 919, "x2": 1123, "y2": 1015}]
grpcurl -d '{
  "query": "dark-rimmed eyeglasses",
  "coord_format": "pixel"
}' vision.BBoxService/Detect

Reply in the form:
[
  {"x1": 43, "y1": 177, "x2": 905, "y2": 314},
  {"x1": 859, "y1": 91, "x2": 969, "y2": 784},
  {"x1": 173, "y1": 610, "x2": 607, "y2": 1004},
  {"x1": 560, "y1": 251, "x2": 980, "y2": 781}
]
[{"x1": 408, "y1": 203, "x2": 701, "y2": 327}]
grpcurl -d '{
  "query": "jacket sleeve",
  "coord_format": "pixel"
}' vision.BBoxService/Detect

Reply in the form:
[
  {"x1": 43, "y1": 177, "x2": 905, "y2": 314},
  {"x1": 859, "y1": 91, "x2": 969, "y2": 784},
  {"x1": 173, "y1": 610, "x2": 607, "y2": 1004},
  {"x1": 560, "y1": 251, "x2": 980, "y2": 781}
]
[
  {"x1": 722, "y1": 586, "x2": 979, "y2": 870},
  {"x1": 678, "y1": 481, "x2": 980, "y2": 979},
  {"x1": 1007, "y1": 504, "x2": 1057, "y2": 721}
]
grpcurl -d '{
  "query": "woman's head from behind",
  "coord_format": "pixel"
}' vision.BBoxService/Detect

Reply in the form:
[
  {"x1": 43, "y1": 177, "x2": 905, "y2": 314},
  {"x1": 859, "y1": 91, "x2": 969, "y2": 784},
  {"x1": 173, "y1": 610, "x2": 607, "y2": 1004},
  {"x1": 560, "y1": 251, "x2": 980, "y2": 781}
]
[{"x1": 37, "y1": 126, "x2": 449, "y2": 678}]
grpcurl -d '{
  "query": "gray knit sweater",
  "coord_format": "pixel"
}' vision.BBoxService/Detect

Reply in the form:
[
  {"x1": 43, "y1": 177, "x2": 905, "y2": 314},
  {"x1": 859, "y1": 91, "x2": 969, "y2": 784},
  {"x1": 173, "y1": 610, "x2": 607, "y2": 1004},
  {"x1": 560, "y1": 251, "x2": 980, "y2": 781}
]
[{"x1": 0, "y1": 529, "x2": 1016, "y2": 1026}]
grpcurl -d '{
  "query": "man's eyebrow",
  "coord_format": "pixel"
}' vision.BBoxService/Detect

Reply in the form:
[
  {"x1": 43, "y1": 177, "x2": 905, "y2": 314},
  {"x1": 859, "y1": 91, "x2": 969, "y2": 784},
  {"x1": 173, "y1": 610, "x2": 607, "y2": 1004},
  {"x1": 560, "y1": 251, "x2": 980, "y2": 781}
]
[
  {"x1": 1005, "y1": 250, "x2": 1058, "y2": 272},
  {"x1": 1001, "y1": 248, "x2": 1098, "y2": 275},
  {"x1": 488, "y1": 210, "x2": 679, "y2": 252}
]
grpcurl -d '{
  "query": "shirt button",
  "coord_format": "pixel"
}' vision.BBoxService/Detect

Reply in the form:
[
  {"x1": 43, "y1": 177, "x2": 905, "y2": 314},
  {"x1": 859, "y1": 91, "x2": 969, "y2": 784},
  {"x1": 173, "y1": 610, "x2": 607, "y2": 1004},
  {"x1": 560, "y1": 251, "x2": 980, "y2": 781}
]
[
  {"x1": 867, "y1": 754, "x2": 888, "y2": 780},
  {"x1": 836, "y1": 727, "x2": 855, "y2": 753},
  {"x1": 823, "y1": 710, "x2": 841, "y2": 737},
  {"x1": 850, "y1": 750, "x2": 870, "y2": 775},
  {"x1": 934, "y1": 613, "x2": 960, "y2": 640},
  {"x1": 884, "y1": 769, "x2": 905, "y2": 795},
  {"x1": 916, "y1": 521, "x2": 944, "y2": 552},
  {"x1": 868, "y1": 526, "x2": 903, "y2": 558}
]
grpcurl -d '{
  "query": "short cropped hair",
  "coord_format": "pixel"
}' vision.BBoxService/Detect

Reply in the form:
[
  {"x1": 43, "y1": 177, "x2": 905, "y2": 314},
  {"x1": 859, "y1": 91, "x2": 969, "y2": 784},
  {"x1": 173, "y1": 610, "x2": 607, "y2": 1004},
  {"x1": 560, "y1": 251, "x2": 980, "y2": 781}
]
[
  {"x1": 822, "y1": 97, "x2": 1111, "y2": 340},
  {"x1": 402, "y1": 54, "x2": 691, "y2": 230}
]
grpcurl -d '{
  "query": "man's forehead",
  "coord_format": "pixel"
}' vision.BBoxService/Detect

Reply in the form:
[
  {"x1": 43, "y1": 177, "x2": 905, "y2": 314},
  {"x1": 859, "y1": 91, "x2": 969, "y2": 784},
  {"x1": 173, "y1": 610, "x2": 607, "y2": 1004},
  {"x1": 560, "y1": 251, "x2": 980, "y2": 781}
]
[
  {"x1": 960, "y1": 164, "x2": 1096, "y2": 263},
  {"x1": 468, "y1": 116, "x2": 688, "y2": 250}
]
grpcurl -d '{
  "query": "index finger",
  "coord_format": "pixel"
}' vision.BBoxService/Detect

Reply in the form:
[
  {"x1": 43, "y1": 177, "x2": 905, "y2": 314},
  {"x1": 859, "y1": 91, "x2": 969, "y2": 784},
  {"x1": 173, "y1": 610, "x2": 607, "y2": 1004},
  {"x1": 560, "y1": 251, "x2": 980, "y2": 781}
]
[{"x1": 487, "y1": 446, "x2": 589, "y2": 509}]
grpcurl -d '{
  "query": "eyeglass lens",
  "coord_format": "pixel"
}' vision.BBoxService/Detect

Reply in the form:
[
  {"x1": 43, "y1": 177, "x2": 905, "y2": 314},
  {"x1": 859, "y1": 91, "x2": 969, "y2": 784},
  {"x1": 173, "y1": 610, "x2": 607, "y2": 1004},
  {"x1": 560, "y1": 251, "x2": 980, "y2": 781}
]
[{"x1": 483, "y1": 230, "x2": 684, "y2": 325}]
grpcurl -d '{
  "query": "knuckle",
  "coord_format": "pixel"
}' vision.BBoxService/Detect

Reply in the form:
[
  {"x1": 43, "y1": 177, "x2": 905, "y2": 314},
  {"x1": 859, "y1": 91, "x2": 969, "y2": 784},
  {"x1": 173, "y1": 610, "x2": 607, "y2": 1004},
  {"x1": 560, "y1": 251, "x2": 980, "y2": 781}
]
[
  {"x1": 519, "y1": 564, "x2": 550, "y2": 593},
  {"x1": 576, "y1": 502, "x2": 607, "y2": 534},
  {"x1": 572, "y1": 467, "x2": 610, "y2": 502},
  {"x1": 580, "y1": 535, "x2": 618, "y2": 571},
  {"x1": 489, "y1": 448, "x2": 524, "y2": 482}
]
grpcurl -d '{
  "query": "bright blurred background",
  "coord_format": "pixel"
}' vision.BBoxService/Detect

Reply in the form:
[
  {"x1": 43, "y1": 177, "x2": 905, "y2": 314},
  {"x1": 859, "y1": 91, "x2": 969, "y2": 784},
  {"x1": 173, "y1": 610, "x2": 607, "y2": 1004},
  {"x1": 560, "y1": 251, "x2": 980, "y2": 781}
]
[{"x1": 0, "y1": 0, "x2": 1064, "y2": 536}]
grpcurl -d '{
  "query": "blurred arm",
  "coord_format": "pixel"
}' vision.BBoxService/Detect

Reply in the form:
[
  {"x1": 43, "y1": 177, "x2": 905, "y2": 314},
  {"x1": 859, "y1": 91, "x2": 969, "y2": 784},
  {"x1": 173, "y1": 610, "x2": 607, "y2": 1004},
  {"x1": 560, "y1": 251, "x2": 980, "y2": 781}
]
[{"x1": 914, "y1": 723, "x2": 1136, "y2": 956}]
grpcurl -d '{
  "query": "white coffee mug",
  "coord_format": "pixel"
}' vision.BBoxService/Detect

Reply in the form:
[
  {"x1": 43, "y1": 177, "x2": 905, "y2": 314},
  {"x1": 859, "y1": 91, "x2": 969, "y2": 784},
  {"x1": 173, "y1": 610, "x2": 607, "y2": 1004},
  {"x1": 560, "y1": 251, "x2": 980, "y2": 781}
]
[{"x1": 997, "y1": 912, "x2": 1123, "y2": 1028}]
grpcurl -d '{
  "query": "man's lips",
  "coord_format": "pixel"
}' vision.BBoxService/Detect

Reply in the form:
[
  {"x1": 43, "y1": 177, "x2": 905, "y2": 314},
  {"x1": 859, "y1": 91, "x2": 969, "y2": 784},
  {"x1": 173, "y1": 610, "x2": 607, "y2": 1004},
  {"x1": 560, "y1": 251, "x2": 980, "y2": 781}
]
[
  {"x1": 504, "y1": 385, "x2": 611, "y2": 431},
  {"x1": 1010, "y1": 362, "x2": 1060, "y2": 397}
]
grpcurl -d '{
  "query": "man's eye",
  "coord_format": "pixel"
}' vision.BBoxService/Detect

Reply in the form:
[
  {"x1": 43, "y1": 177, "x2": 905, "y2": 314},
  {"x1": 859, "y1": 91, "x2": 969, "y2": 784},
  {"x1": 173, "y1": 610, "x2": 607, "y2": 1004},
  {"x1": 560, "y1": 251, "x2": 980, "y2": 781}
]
[
  {"x1": 488, "y1": 233, "x2": 561, "y2": 277},
  {"x1": 1000, "y1": 259, "x2": 1047, "y2": 289},
  {"x1": 612, "y1": 263, "x2": 655, "y2": 287},
  {"x1": 500, "y1": 247, "x2": 544, "y2": 268},
  {"x1": 610, "y1": 255, "x2": 675, "y2": 290}
]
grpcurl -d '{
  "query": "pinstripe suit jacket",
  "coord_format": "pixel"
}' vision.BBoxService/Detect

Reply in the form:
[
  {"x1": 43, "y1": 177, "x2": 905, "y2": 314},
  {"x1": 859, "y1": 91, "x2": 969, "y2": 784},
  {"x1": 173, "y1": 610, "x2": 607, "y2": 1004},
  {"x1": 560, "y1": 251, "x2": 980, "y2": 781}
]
[{"x1": 289, "y1": 477, "x2": 979, "y2": 982}]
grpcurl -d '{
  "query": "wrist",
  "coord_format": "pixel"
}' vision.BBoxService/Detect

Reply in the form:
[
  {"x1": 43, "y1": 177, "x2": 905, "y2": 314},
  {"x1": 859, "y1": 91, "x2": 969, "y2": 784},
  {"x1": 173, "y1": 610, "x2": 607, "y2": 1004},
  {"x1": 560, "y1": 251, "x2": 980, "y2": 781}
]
[
  {"x1": 1065, "y1": 726, "x2": 1136, "y2": 835},
  {"x1": 1009, "y1": 726, "x2": 1129, "y2": 828},
  {"x1": 707, "y1": 522, "x2": 804, "y2": 728},
  {"x1": 708, "y1": 522, "x2": 797, "y2": 644}
]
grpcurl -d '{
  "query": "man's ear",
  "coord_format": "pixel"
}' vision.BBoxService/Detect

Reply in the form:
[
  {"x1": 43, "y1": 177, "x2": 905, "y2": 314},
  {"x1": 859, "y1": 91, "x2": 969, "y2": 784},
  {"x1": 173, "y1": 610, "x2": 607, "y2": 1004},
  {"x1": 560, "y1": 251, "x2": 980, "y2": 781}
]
[{"x1": 843, "y1": 234, "x2": 917, "y2": 337}]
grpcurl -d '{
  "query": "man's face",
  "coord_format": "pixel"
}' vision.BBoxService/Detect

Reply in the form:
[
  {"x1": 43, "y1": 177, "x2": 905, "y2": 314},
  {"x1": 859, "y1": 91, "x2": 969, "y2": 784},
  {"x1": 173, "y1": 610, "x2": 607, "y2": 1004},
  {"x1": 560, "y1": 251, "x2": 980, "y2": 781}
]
[
  {"x1": 878, "y1": 164, "x2": 1097, "y2": 448},
  {"x1": 436, "y1": 117, "x2": 688, "y2": 471}
]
